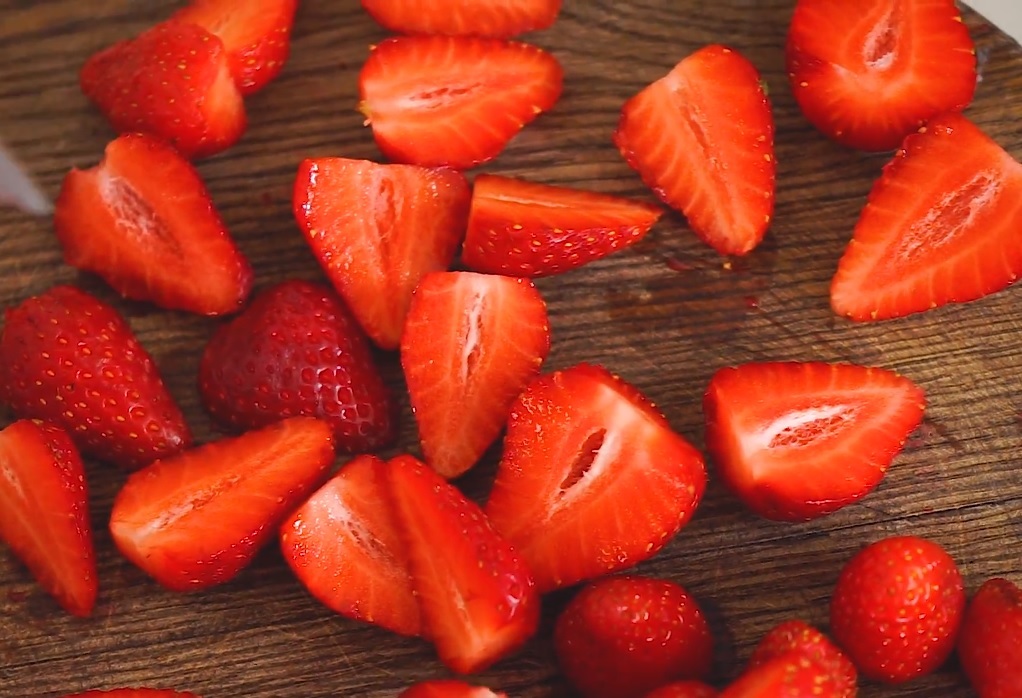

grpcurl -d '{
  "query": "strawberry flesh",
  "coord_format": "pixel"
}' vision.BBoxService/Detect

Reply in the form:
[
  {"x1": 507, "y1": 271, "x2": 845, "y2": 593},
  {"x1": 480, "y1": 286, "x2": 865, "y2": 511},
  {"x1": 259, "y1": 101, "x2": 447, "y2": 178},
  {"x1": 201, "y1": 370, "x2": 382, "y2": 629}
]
[
  {"x1": 361, "y1": 0, "x2": 561, "y2": 39},
  {"x1": 398, "y1": 680, "x2": 507, "y2": 698},
  {"x1": 957, "y1": 577, "x2": 1022, "y2": 698}
]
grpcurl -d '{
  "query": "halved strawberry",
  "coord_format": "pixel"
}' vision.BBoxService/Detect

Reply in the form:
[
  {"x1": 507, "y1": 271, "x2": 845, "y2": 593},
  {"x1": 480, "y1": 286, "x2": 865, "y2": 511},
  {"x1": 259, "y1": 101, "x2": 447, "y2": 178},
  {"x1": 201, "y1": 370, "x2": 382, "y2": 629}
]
[
  {"x1": 720, "y1": 653, "x2": 840, "y2": 697},
  {"x1": 54, "y1": 134, "x2": 254, "y2": 316},
  {"x1": 401, "y1": 271, "x2": 550, "y2": 479},
  {"x1": 0, "y1": 420, "x2": 96, "y2": 617},
  {"x1": 109, "y1": 417, "x2": 335, "y2": 592},
  {"x1": 359, "y1": 36, "x2": 563, "y2": 169},
  {"x1": 831, "y1": 112, "x2": 1022, "y2": 321},
  {"x1": 361, "y1": 0, "x2": 561, "y2": 38},
  {"x1": 292, "y1": 157, "x2": 470, "y2": 350},
  {"x1": 614, "y1": 44, "x2": 775, "y2": 257},
  {"x1": 460, "y1": 174, "x2": 663, "y2": 277},
  {"x1": 62, "y1": 691, "x2": 200, "y2": 698},
  {"x1": 387, "y1": 455, "x2": 540, "y2": 674},
  {"x1": 485, "y1": 364, "x2": 707, "y2": 592},
  {"x1": 280, "y1": 454, "x2": 421, "y2": 637},
  {"x1": 80, "y1": 20, "x2": 246, "y2": 159},
  {"x1": 175, "y1": 0, "x2": 298, "y2": 95},
  {"x1": 703, "y1": 362, "x2": 925, "y2": 522},
  {"x1": 399, "y1": 680, "x2": 507, "y2": 698},
  {"x1": 786, "y1": 0, "x2": 976, "y2": 152}
]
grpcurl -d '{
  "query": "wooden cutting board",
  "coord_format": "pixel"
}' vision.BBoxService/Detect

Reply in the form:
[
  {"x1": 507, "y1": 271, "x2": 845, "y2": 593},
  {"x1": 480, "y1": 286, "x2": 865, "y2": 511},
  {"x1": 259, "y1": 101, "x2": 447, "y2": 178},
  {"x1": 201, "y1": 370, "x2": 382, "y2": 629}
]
[{"x1": 2, "y1": 1, "x2": 1021, "y2": 696}]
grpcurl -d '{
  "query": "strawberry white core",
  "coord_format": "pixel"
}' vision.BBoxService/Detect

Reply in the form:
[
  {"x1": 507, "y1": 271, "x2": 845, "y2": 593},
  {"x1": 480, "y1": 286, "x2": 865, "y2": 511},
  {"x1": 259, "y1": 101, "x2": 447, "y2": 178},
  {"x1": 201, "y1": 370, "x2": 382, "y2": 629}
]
[
  {"x1": 899, "y1": 172, "x2": 999, "y2": 261},
  {"x1": 746, "y1": 403, "x2": 858, "y2": 454},
  {"x1": 863, "y1": 2, "x2": 900, "y2": 72},
  {"x1": 100, "y1": 172, "x2": 172, "y2": 246},
  {"x1": 460, "y1": 287, "x2": 487, "y2": 384},
  {"x1": 0, "y1": 458, "x2": 24, "y2": 501}
]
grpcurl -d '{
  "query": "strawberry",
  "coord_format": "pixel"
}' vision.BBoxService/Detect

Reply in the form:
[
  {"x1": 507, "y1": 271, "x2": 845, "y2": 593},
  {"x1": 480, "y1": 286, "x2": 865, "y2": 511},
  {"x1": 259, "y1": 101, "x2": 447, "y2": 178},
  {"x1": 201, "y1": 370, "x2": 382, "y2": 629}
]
[
  {"x1": 748, "y1": 621, "x2": 856, "y2": 697},
  {"x1": 387, "y1": 455, "x2": 540, "y2": 674},
  {"x1": 720, "y1": 653, "x2": 840, "y2": 697},
  {"x1": 399, "y1": 680, "x2": 507, "y2": 698},
  {"x1": 198, "y1": 280, "x2": 397, "y2": 452},
  {"x1": 174, "y1": 0, "x2": 298, "y2": 95},
  {"x1": 109, "y1": 417, "x2": 335, "y2": 592},
  {"x1": 54, "y1": 133, "x2": 254, "y2": 316},
  {"x1": 554, "y1": 575, "x2": 714, "y2": 698},
  {"x1": 80, "y1": 20, "x2": 246, "y2": 159},
  {"x1": 0, "y1": 420, "x2": 96, "y2": 617},
  {"x1": 829, "y1": 535, "x2": 965, "y2": 683},
  {"x1": 614, "y1": 44, "x2": 774, "y2": 257},
  {"x1": 0, "y1": 285, "x2": 191, "y2": 470},
  {"x1": 485, "y1": 364, "x2": 707, "y2": 592},
  {"x1": 361, "y1": 0, "x2": 561, "y2": 39},
  {"x1": 703, "y1": 361, "x2": 925, "y2": 522},
  {"x1": 460, "y1": 174, "x2": 664, "y2": 277},
  {"x1": 401, "y1": 271, "x2": 549, "y2": 479},
  {"x1": 280, "y1": 454, "x2": 421, "y2": 637},
  {"x1": 358, "y1": 36, "x2": 563, "y2": 169},
  {"x1": 292, "y1": 157, "x2": 470, "y2": 350},
  {"x1": 62, "y1": 691, "x2": 200, "y2": 698},
  {"x1": 644, "y1": 683, "x2": 718, "y2": 698},
  {"x1": 830, "y1": 112, "x2": 1022, "y2": 321},
  {"x1": 957, "y1": 577, "x2": 1022, "y2": 698},
  {"x1": 786, "y1": 0, "x2": 976, "y2": 152}
]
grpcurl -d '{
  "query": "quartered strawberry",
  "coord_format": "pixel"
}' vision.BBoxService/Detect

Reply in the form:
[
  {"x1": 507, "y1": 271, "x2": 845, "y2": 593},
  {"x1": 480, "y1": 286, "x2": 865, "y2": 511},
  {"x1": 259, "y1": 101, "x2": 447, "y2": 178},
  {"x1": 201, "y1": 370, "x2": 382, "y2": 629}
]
[
  {"x1": 198, "y1": 280, "x2": 396, "y2": 452},
  {"x1": 957, "y1": 577, "x2": 1022, "y2": 698},
  {"x1": 831, "y1": 112, "x2": 1022, "y2": 321},
  {"x1": 401, "y1": 271, "x2": 550, "y2": 479},
  {"x1": 786, "y1": 0, "x2": 976, "y2": 152},
  {"x1": 0, "y1": 285, "x2": 191, "y2": 470},
  {"x1": 554, "y1": 575, "x2": 714, "y2": 698},
  {"x1": 614, "y1": 44, "x2": 775, "y2": 257},
  {"x1": 292, "y1": 157, "x2": 470, "y2": 350},
  {"x1": 359, "y1": 36, "x2": 563, "y2": 169},
  {"x1": 830, "y1": 535, "x2": 965, "y2": 684},
  {"x1": 62, "y1": 691, "x2": 201, "y2": 698},
  {"x1": 460, "y1": 174, "x2": 664, "y2": 277},
  {"x1": 280, "y1": 454, "x2": 421, "y2": 637},
  {"x1": 0, "y1": 420, "x2": 96, "y2": 617},
  {"x1": 80, "y1": 20, "x2": 246, "y2": 159},
  {"x1": 399, "y1": 680, "x2": 507, "y2": 698},
  {"x1": 645, "y1": 683, "x2": 718, "y2": 698},
  {"x1": 748, "y1": 621, "x2": 856, "y2": 698},
  {"x1": 387, "y1": 455, "x2": 540, "y2": 674},
  {"x1": 109, "y1": 417, "x2": 335, "y2": 592},
  {"x1": 174, "y1": 0, "x2": 298, "y2": 95},
  {"x1": 485, "y1": 364, "x2": 707, "y2": 592},
  {"x1": 703, "y1": 362, "x2": 925, "y2": 522},
  {"x1": 720, "y1": 653, "x2": 840, "y2": 697},
  {"x1": 54, "y1": 133, "x2": 254, "y2": 316},
  {"x1": 361, "y1": 0, "x2": 561, "y2": 38}
]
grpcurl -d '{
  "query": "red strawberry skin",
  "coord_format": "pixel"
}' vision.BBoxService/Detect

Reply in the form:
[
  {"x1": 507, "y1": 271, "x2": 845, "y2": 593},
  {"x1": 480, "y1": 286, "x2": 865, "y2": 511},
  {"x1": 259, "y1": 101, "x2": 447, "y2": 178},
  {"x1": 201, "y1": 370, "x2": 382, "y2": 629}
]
[
  {"x1": 0, "y1": 285, "x2": 192, "y2": 470},
  {"x1": 461, "y1": 174, "x2": 664, "y2": 277},
  {"x1": 614, "y1": 44, "x2": 775, "y2": 256},
  {"x1": 830, "y1": 535, "x2": 965, "y2": 683},
  {"x1": 399, "y1": 680, "x2": 507, "y2": 698},
  {"x1": 554, "y1": 575, "x2": 714, "y2": 698},
  {"x1": 80, "y1": 20, "x2": 246, "y2": 159},
  {"x1": 787, "y1": 0, "x2": 977, "y2": 152},
  {"x1": 292, "y1": 157, "x2": 470, "y2": 350},
  {"x1": 703, "y1": 361, "x2": 925, "y2": 522},
  {"x1": 359, "y1": 36, "x2": 563, "y2": 169},
  {"x1": 280, "y1": 454, "x2": 422, "y2": 638},
  {"x1": 0, "y1": 420, "x2": 96, "y2": 617},
  {"x1": 54, "y1": 133, "x2": 254, "y2": 316},
  {"x1": 748, "y1": 621, "x2": 856, "y2": 698},
  {"x1": 361, "y1": 0, "x2": 561, "y2": 38},
  {"x1": 486, "y1": 364, "x2": 707, "y2": 592},
  {"x1": 957, "y1": 577, "x2": 1022, "y2": 698},
  {"x1": 831, "y1": 112, "x2": 1022, "y2": 321},
  {"x1": 645, "y1": 683, "x2": 718, "y2": 698},
  {"x1": 198, "y1": 280, "x2": 397, "y2": 453},
  {"x1": 62, "y1": 691, "x2": 200, "y2": 698},
  {"x1": 109, "y1": 417, "x2": 335, "y2": 592},
  {"x1": 720, "y1": 653, "x2": 841, "y2": 697}
]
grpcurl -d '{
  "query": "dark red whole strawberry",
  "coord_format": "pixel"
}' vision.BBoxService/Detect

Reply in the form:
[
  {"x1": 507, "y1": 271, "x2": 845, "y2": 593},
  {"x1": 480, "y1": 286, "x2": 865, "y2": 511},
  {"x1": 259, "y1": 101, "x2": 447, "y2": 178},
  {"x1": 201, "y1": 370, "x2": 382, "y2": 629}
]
[
  {"x1": 0, "y1": 285, "x2": 191, "y2": 469},
  {"x1": 644, "y1": 683, "x2": 717, "y2": 698},
  {"x1": 957, "y1": 577, "x2": 1022, "y2": 698},
  {"x1": 748, "y1": 620, "x2": 856, "y2": 697},
  {"x1": 399, "y1": 680, "x2": 507, "y2": 698},
  {"x1": 199, "y1": 280, "x2": 396, "y2": 452}
]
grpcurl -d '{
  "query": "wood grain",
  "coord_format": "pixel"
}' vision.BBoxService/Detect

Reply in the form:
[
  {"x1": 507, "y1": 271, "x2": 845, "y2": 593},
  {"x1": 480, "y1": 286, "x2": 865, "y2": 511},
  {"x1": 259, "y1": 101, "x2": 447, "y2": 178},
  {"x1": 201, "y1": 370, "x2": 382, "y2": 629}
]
[{"x1": 1, "y1": 1, "x2": 1021, "y2": 696}]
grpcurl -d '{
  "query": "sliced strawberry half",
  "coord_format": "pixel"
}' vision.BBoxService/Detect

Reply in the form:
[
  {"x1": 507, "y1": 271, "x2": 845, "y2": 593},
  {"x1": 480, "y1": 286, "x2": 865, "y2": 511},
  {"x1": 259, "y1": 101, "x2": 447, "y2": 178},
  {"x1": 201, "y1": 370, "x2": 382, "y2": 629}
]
[
  {"x1": 485, "y1": 364, "x2": 707, "y2": 592},
  {"x1": 831, "y1": 112, "x2": 1022, "y2": 321},
  {"x1": 280, "y1": 454, "x2": 421, "y2": 637},
  {"x1": 703, "y1": 362, "x2": 925, "y2": 522},
  {"x1": 109, "y1": 417, "x2": 335, "y2": 592},
  {"x1": 614, "y1": 44, "x2": 775, "y2": 256},
  {"x1": 359, "y1": 36, "x2": 563, "y2": 169},
  {"x1": 399, "y1": 680, "x2": 507, "y2": 698},
  {"x1": 292, "y1": 157, "x2": 470, "y2": 350},
  {"x1": 387, "y1": 455, "x2": 540, "y2": 674},
  {"x1": 787, "y1": 0, "x2": 977, "y2": 152},
  {"x1": 401, "y1": 271, "x2": 550, "y2": 479},
  {"x1": 361, "y1": 0, "x2": 561, "y2": 38},
  {"x1": 460, "y1": 174, "x2": 663, "y2": 277},
  {"x1": 54, "y1": 133, "x2": 254, "y2": 316}
]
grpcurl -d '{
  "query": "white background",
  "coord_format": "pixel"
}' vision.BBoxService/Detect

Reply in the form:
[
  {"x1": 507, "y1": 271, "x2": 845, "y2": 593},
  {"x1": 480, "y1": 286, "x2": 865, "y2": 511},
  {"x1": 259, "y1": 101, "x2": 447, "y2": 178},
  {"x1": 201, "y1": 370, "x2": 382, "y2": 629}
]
[{"x1": 967, "y1": 0, "x2": 1022, "y2": 44}]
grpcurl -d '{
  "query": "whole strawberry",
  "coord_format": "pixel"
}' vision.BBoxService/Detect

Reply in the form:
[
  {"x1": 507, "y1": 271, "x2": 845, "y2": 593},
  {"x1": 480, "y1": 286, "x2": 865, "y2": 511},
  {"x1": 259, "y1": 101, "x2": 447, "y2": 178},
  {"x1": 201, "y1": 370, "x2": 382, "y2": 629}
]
[
  {"x1": 829, "y1": 535, "x2": 965, "y2": 683},
  {"x1": 198, "y1": 279, "x2": 397, "y2": 452},
  {"x1": 748, "y1": 620, "x2": 856, "y2": 697},
  {"x1": 0, "y1": 285, "x2": 191, "y2": 469},
  {"x1": 957, "y1": 577, "x2": 1022, "y2": 698}
]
